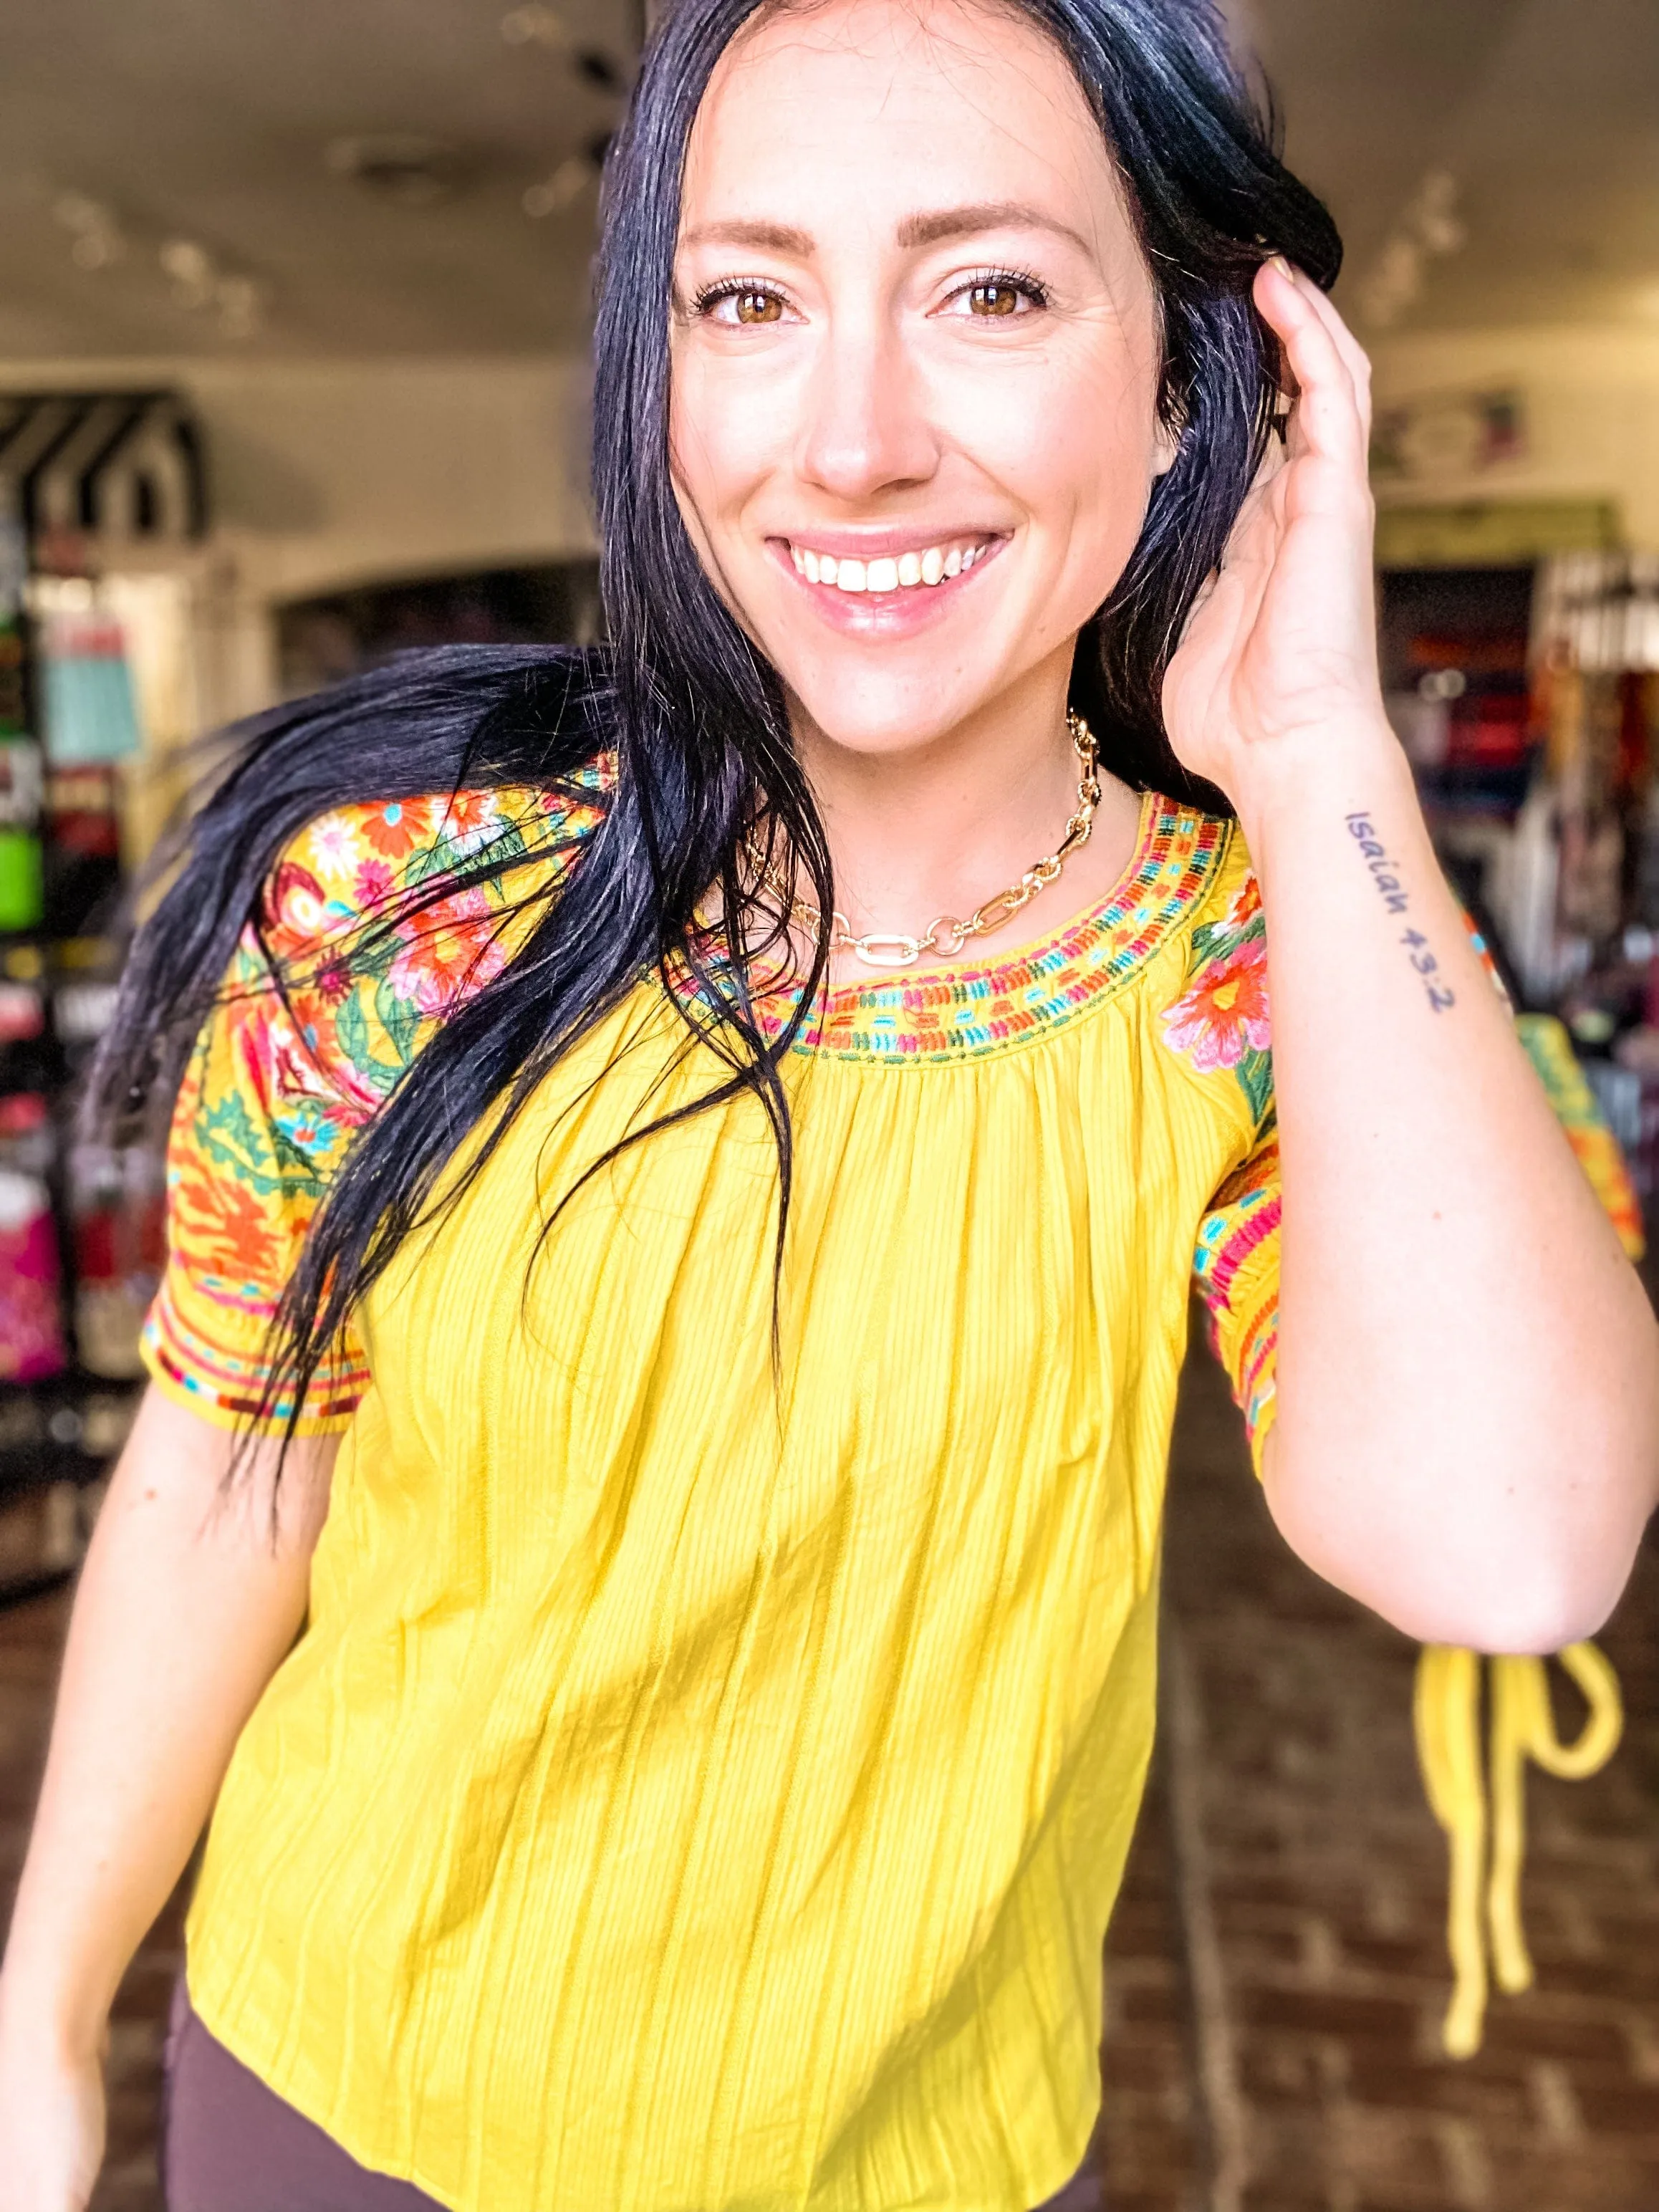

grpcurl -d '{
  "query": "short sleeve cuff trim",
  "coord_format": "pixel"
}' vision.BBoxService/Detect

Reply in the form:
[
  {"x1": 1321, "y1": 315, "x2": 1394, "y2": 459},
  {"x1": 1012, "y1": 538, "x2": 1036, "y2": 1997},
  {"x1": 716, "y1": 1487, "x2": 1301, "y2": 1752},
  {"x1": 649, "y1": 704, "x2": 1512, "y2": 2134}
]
[{"x1": 141, "y1": 1275, "x2": 365, "y2": 1436}]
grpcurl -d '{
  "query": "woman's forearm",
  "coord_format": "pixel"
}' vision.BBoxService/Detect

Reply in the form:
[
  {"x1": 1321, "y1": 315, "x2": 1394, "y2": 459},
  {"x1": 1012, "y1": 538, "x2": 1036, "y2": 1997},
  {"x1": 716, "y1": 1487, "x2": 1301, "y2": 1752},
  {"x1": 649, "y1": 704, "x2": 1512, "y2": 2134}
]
[
  {"x1": 0, "y1": 1389, "x2": 335, "y2": 2060},
  {"x1": 1243, "y1": 720, "x2": 1659, "y2": 1653}
]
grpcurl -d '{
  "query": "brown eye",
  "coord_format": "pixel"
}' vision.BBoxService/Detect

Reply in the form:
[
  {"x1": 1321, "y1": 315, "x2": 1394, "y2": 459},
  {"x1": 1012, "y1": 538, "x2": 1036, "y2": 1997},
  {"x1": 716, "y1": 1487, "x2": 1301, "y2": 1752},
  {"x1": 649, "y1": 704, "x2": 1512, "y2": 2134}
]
[
  {"x1": 969, "y1": 282, "x2": 1022, "y2": 317},
  {"x1": 733, "y1": 289, "x2": 782, "y2": 324}
]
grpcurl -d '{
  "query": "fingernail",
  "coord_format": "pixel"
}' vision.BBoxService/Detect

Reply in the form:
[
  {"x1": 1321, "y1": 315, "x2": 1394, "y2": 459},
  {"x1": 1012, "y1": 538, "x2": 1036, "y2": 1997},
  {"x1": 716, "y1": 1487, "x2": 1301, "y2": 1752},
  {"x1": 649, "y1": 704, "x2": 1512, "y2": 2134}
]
[{"x1": 1267, "y1": 254, "x2": 1294, "y2": 282}]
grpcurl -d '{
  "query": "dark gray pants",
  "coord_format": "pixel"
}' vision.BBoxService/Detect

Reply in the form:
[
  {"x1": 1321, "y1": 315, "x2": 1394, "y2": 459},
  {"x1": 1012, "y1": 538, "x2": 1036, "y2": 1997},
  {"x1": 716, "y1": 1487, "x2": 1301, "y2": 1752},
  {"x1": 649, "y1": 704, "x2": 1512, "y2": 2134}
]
[{"x1": 162, "y1": 1978, "x2": 1107, "y2": 2211}]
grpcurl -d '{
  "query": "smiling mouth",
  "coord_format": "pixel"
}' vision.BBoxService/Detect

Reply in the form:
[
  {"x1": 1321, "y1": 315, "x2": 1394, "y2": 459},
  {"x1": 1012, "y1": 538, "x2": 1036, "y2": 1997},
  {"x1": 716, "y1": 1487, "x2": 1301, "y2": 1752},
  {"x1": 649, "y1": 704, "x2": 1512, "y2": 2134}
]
[{"x1": 786, "y1": 535, "x2": 1004, "y2": 594}]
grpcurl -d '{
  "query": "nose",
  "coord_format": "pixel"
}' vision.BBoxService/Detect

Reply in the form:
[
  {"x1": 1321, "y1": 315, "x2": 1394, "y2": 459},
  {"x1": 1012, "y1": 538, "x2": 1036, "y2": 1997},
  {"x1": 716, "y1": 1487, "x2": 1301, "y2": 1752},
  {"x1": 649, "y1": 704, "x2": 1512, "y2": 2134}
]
[{"x1": 794, "y1": 311, "x2": 940, "y2": 502}]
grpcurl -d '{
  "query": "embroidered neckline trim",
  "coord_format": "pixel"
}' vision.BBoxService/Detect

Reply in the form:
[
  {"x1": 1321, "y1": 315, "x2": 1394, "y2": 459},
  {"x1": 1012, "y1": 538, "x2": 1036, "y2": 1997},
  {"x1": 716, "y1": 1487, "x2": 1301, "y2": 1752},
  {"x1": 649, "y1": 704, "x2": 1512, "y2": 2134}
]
[{"x1": 670, "y1": 793, "x2": 1234, "y2": 1066}]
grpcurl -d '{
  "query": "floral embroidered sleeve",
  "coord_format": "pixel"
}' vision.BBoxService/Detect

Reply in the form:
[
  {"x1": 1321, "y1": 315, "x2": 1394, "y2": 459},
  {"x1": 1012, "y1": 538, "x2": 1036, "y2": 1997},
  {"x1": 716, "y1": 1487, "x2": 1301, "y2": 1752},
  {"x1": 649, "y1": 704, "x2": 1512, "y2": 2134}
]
[
  {"x1": 1164, "y1": 850, "x2": 1281, "y2": 1473},
  {"x1": 141, "y1": 773, "x2": 607, "y2": 1434},
  {"x1": 1192, "y1": 1128, "x2": 1281, "y2": 1472},
  {"x1": 1515, "y1": 1013, "x2": 1644, "y2": 1259},
  {"x1": 1173, "y1": 842, "x2": 1645, "y2": 1476}
]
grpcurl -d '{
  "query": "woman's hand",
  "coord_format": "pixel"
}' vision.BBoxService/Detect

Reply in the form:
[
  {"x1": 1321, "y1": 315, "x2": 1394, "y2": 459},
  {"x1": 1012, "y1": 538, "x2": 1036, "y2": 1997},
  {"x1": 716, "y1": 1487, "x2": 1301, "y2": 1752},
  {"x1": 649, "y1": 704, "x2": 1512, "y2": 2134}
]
[
  {"x1": 1161, "y1": 258, "x2": 1387, "y2": 809},
  {"x1": 1180, "y1": 271, "x2": 1659, "y2": 1655},
  {"x1": 0, "y1": 2014, "x2": 105, "y2": 2212},
  {"x1": 0, "y1": 1392, "x2": 337, "y2": 2212}
]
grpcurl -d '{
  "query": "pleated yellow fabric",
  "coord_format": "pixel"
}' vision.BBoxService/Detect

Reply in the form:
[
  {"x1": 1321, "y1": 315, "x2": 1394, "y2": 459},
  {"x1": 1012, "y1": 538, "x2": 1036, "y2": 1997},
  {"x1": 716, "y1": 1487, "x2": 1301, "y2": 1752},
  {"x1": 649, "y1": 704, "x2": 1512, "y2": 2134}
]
[{"x1": 143, "y1": 787, "x2": 1281, "y2": 2212}]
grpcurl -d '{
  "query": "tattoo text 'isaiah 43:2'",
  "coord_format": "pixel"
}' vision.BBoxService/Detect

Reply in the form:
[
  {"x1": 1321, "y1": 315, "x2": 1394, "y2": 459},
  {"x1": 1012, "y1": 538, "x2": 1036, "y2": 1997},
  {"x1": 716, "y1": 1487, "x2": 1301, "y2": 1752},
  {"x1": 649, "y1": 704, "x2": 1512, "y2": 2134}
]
[{"x1": 1345, "y1": 812, "x2": 1456, "y2": 1015}]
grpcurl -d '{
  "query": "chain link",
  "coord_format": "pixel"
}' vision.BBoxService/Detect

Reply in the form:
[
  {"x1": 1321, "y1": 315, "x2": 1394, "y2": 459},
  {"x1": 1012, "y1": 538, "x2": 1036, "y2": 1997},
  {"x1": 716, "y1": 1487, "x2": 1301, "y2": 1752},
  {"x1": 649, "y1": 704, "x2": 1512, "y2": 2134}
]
[{"x1": 748, "y1": 711, "x2": 1102, "y2": 971}]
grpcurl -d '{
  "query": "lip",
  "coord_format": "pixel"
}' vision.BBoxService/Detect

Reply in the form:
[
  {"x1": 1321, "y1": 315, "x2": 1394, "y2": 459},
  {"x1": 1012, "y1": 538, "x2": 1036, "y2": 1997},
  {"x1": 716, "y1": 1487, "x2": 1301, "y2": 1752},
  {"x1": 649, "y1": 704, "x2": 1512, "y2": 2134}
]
[{"x1": 765, "y1": 530, "x2": 1009, "y2": 635}]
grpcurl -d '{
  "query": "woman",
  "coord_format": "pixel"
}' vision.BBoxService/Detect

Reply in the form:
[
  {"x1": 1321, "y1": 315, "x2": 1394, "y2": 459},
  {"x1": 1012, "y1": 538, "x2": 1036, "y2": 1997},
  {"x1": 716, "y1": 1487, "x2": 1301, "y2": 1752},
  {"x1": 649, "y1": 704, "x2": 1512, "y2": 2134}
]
[{"x1": 3, "y1": 0, "x2": 1655, "y2": 2204}]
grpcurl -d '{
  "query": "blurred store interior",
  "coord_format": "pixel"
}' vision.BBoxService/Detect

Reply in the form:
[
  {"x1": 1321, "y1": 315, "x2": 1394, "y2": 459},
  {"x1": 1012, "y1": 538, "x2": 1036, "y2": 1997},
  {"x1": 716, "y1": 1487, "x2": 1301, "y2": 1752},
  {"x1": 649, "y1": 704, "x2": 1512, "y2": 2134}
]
[{"x1": 1, "y1": 2, "x2": 1659, "y2": 2208}]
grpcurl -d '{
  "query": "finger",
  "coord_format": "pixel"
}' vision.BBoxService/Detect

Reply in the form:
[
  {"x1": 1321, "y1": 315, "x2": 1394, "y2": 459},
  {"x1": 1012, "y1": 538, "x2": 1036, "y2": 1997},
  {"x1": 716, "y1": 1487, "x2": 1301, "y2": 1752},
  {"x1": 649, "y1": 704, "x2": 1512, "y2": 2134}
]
[
  {"x1": 1254, "y1": 259, "x2": 1358, "y2": 438},
  {"x1": 1282, "y1": 273, "x2": 1374, "y2": 441},
  {"x1": 1252, "y1": 260, "x2": 1366, "y2": 472}
]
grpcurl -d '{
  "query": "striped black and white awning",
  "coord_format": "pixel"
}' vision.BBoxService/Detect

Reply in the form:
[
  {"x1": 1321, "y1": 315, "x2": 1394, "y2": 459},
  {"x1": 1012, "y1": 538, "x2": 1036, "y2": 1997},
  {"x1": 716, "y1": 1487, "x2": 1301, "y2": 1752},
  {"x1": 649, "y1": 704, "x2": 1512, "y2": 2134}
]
[{"x1": 0, "y1": 391, "x2": 206, "y2": 545}]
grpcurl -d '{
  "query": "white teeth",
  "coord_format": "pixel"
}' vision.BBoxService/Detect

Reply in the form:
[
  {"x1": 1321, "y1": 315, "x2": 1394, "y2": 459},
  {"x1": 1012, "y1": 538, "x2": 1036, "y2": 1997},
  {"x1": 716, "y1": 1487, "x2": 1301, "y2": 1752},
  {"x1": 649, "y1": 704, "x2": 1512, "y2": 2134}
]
[{"x1": 789, "y1": 539, "x2": 994, "y2": 591}]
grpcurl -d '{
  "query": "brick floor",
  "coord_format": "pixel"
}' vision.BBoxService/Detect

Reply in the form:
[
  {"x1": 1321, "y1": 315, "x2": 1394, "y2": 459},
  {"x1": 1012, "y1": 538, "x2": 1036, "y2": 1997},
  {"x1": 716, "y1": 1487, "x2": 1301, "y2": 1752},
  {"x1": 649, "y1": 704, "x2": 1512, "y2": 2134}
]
[
  {"x1": 1, "y1": 1343, "x2": 1655, "y2": 2210},
  {"x1": 1099, "y1": 1741, "x2": 1205, "y2": 2212},
  {"x1": 1149, "y1": 1345, "x2": 1659, "y2": 2212}
]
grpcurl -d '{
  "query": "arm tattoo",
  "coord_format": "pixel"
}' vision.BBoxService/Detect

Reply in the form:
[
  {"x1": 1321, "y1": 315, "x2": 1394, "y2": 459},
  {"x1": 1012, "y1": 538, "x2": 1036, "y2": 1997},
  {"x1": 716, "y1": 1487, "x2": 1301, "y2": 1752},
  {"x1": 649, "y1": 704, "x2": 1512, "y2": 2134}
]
[{"x1": 1345, "y1": 812, "x2": 1456, "y2": 1014}]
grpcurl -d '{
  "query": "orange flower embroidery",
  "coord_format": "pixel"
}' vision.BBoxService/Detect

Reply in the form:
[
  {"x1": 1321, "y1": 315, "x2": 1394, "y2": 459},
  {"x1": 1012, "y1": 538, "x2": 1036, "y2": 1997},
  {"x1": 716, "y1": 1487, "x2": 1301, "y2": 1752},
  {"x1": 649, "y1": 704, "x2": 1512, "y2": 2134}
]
[
  {"x1": 1162, "y1": 934, "x2": 1271, "y2": 1072},
  {"x1": 360, "y1": 802, "x2": 420, "y2": 860}
]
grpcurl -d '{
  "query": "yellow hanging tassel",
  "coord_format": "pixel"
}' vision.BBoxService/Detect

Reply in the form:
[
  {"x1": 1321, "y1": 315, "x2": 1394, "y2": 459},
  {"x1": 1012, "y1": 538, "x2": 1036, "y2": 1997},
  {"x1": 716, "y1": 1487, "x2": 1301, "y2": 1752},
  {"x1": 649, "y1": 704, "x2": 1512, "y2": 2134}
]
[
  {"x1": 1405, "y1": 1008, "x2": 1635, "y2": 2057},
  {"x1": 1413, "y1": 1642, "x2": 1622, "y2": 2057},
  {"x1": 1413, "y1": 1645, "x2": 1489, "y2": 2058}
]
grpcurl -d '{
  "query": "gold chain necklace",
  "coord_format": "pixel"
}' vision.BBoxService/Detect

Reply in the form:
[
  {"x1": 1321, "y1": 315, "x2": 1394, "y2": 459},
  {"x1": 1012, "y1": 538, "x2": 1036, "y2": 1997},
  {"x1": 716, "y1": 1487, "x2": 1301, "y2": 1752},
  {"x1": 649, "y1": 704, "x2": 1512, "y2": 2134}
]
[{"x1": 748, "y1": 710, "x2": 1102, "y2": 972}]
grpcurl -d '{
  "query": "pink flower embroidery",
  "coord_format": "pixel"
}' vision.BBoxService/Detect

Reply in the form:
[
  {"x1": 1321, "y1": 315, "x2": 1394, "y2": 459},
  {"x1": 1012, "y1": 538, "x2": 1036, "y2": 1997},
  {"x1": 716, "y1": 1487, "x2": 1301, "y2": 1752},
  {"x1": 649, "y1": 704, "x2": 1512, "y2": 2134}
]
[
  {"x1": 1162, "y1": 934, "x2": 1271, "y2": 1071},
  {"x1": 386, "y1": 885, "x2": 509, "y2": 1016},
  {"x1": 353, "y1": 857, "x2": 395, "y2": 910}
]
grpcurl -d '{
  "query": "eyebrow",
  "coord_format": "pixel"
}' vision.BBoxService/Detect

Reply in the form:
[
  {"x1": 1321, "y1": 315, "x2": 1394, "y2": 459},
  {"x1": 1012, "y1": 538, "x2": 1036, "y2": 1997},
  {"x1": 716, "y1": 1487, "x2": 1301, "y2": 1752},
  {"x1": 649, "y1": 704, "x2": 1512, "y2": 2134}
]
[
  {"x1": 897, "y1": 201, "x2": 1093, "y2": 256},
  {"x1": 679, "y1": 203, "x2": 1093, "y2": 259},
  {"x1": 680, "y1": 219, "x2": 815, "y2": 255}
]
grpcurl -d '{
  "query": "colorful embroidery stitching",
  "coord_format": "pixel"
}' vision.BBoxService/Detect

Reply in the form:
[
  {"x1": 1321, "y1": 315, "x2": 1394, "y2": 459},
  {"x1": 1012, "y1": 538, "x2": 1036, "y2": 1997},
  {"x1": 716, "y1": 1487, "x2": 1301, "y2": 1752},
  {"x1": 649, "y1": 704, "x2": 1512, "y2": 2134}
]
[
  {"x1": 1162, "y1": 865, "x2": 1271, "y2": 1130},
  {"x1": 142, "y1": 774, "x2": 608, "y2": 1430},
  {"x1": 670, "y1": 798, "x2": 1233, "y2": 1064}
]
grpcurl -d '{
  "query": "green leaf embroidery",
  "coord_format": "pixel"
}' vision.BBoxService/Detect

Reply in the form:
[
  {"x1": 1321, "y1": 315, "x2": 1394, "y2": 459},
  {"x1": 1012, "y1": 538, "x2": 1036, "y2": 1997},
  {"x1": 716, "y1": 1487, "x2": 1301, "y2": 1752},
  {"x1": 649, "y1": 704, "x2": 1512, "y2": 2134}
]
[
  {"x1": 267, "y1": 1118, "x2": 331, "y2": 1198},
  {"x1": 197, "y1": 1090, "x2": 285, "y2": 1198},
  {"x1": 1233, "y1": 1047, "x2": 1274, "y2": 1133},
  {"x1": 334, "y1": 989, "x2": 403, "y2": 1100},
  {"x1": 375, "y1": 974, "x2": 422, "y2": 1066}
]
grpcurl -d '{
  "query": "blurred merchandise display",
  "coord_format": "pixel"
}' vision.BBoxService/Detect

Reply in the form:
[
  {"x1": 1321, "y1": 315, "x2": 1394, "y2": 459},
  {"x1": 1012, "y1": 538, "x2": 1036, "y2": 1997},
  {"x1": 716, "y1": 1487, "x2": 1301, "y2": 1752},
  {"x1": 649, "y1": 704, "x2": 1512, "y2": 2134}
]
[
  {"x1": 1387, "y1": 547, "x2": 1659, "y2": 1201},
  {"x1": 0, "y1": 411, "x2": 206, "y2": 1590},
  {"x1": 0, "y1": 1092, "x2": 65, "y2": 1385},
  {"x1": 59, "y1": 963, "x2": 163, "y2": 1380},
  {"x1": 37, "y1": 579, "x2": 145, "y2": 767},
  {"x1": 276, "y1": 559, "x2": 603, "y2": 692},
  {"x1": 68, "y1": 1141, "x2": 165, "y2": 1377}
]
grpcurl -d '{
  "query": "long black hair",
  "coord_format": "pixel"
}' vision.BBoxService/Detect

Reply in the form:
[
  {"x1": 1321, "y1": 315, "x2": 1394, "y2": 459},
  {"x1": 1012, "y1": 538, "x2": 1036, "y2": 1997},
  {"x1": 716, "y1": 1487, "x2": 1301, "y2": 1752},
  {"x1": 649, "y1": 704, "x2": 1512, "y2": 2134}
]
[{"x1": 90, "y1": 0, "x2": 1341, "y2": 1434}]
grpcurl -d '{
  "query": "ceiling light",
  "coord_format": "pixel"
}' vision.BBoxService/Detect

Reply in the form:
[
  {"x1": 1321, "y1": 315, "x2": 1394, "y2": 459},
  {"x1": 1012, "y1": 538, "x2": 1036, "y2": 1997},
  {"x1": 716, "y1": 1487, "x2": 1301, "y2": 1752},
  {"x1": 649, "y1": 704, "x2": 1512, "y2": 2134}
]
[
  {"x1": 1357, "y1": 170, "x2": 1466, "y2": 332},
  {"x1": 522, "y1": 134, "x2": 612, "y2": 219},
  {"x1": 503, "y1": 6, "x2": 627, "y2": 95},
  {"x1": 502, "y1": 4, "x2": 572, "y2": 50},
  {"x1": 158, "y1": 239, "x2": 266, "y2": 337},
  {"x1": 1409, "y1": 170, "x2": 1466, "y2": 259},
  {"x1": 214, "y1": 276, "x2": 266, "y2": 340},
  {"x1": 523, "y1": 157, "x2": 595, "y2": 219},
  {"x1": 160, "y1": 238, "x2": 217, "y2": 310},
  {"x1": 52, "y1": 193, "x2": 125, "y2": 271}
]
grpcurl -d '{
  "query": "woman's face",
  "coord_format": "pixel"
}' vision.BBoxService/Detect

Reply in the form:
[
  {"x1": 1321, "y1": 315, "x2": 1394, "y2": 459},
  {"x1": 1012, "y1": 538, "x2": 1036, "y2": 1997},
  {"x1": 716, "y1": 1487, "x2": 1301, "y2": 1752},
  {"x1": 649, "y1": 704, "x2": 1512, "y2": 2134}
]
[{"x1": 668, "y1": 0, "x2": 1173, "y2": 759}]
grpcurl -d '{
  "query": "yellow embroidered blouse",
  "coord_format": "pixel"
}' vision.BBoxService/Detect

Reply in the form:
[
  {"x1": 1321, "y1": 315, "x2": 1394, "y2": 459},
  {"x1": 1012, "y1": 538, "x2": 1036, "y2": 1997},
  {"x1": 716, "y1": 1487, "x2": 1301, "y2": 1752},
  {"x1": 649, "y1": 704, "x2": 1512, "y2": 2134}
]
[{"x1": 142, "y1": 776, "x2": 1294, "y2": 2211}]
